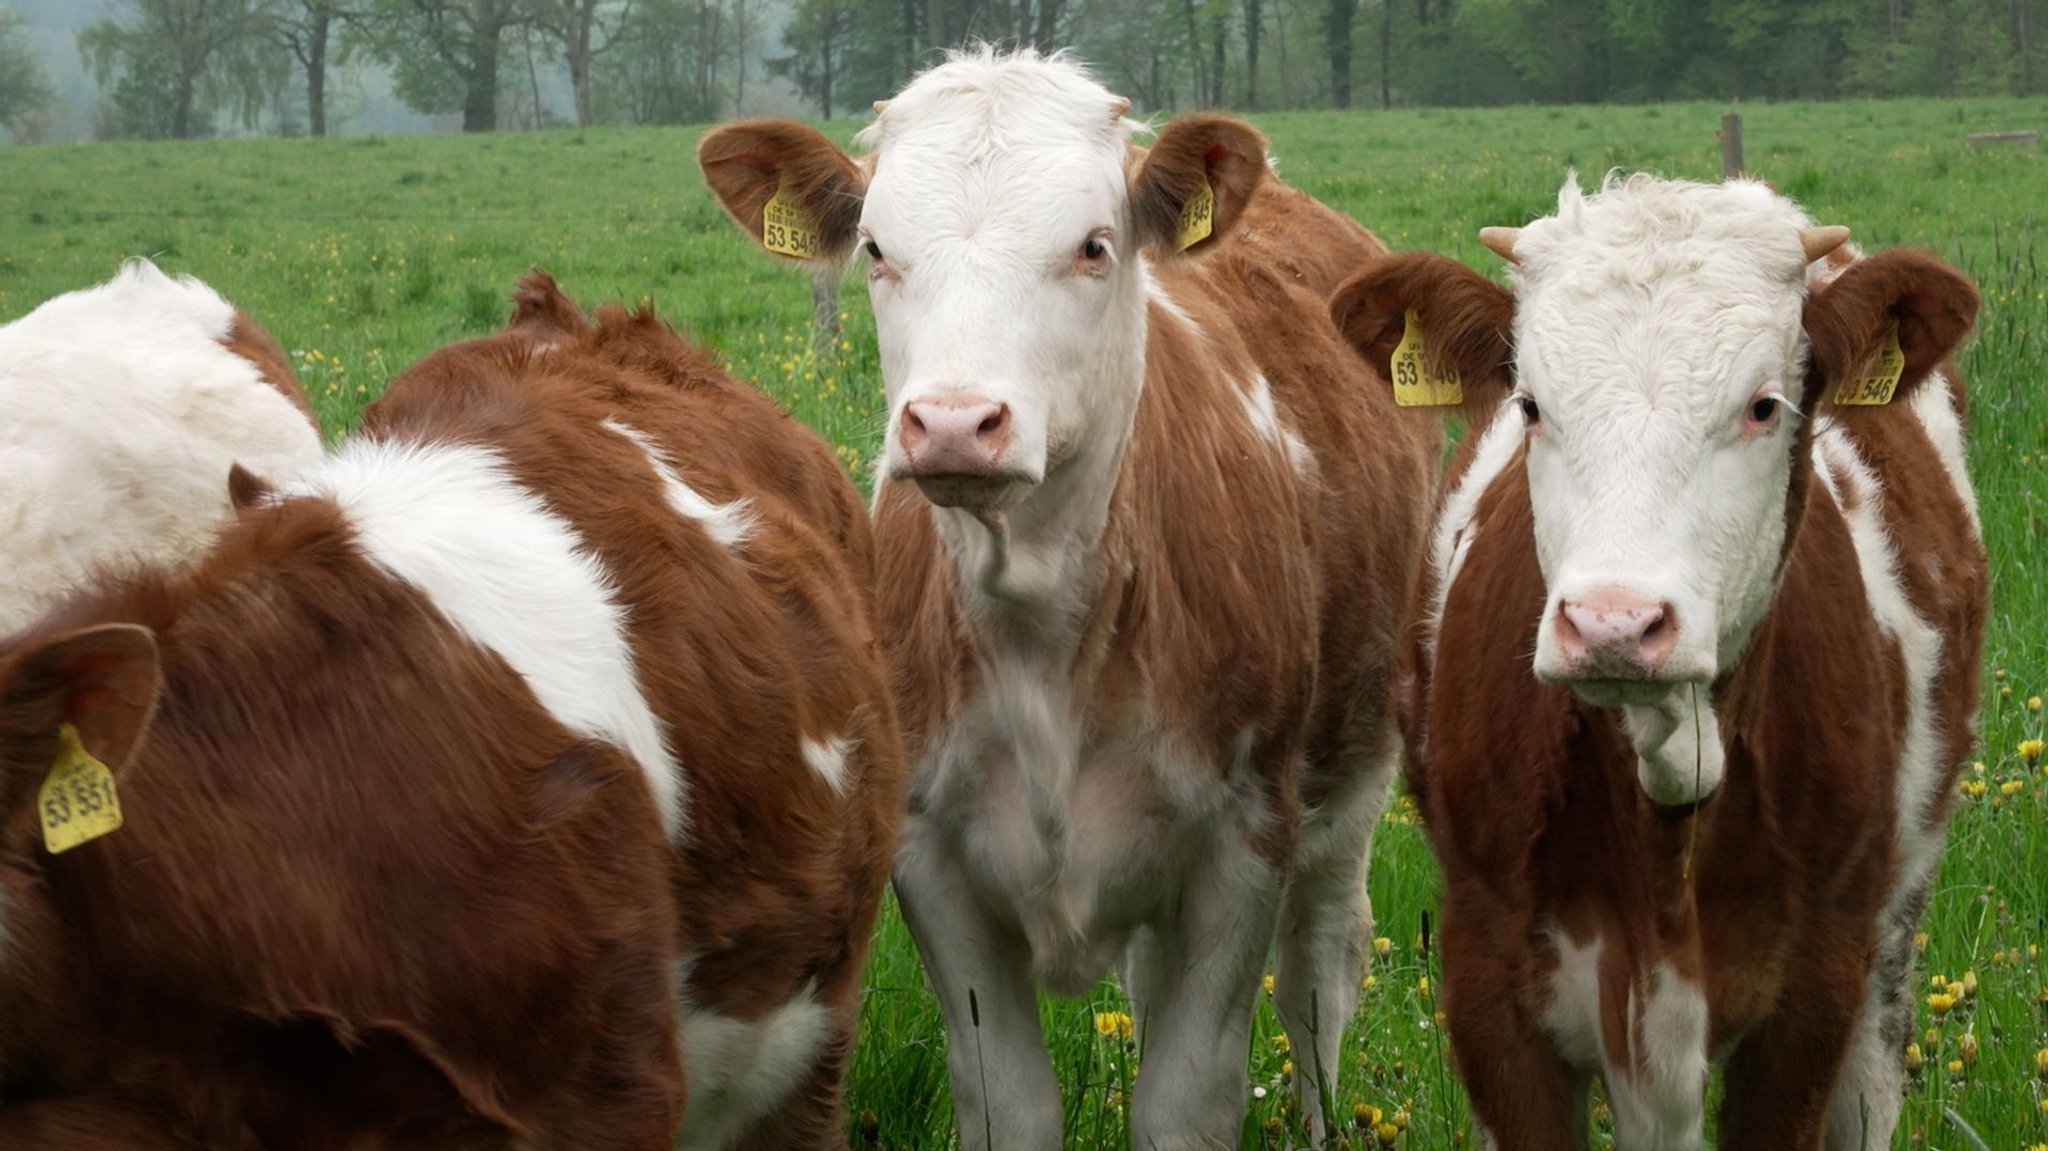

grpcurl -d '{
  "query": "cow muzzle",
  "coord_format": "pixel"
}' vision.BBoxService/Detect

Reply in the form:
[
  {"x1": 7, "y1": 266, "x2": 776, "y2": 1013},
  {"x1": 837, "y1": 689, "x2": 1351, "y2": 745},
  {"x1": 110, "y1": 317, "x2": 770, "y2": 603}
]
[{"x1": 890, "y1": 393, "x2": 1037, "y2": 509}]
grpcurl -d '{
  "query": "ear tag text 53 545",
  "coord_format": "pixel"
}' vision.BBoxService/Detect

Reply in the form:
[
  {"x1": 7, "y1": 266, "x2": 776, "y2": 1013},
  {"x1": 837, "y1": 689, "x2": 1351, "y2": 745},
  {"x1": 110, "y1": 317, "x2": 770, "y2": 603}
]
[
  {"x1": 39, "y1": 722, "x2": 122, "y2": 855},
  {"x1": 1834, "y1": 316, "x2": 1905, "y2": 406},
  {"x1": 1390, "y1": 310, "x2": 1463, "y2": 407},
  {"x1": 1176, "y1": 177, "x2": 1215, "y2": 252},
  {"x1": 762, "y1": 185, "x2": 821, "y2": 260}
]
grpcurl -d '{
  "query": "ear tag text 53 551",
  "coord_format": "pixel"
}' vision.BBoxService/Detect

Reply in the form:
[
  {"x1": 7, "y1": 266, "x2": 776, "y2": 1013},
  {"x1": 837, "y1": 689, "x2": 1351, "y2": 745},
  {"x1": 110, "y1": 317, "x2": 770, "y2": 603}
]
[
  {"x1": 1390, "y1": 310, "x2": 1463, "y2": 407},
  {"x1": 1176, "y1": 177, "x2": 1215, "y2": 252},
  {"x1": 39, "y1": 722, "x2": 122, "y2": 855},
  {"x1": 762, "y1": 185, "x2": 821, "y2": 260},
  {"x1": 1834, "y1": 316, "x2": 1905, "y2": 406}
]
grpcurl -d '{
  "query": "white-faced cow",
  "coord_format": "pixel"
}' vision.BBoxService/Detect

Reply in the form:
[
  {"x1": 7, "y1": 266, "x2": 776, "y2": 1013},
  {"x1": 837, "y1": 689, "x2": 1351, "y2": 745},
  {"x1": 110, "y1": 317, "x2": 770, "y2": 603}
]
[
  {"x1": 1330, "y1": 175, "x2": 1985, "y2": 1149},
  {"x1": 702, "y1": 49, "x2": 1434, "y2": 1147},
  {"x1": 0, "y1": 273, "x2": 902, "y2": 1150},
  {"x1": 0, "y1": 260, "x2": 323, "y2": 634}
]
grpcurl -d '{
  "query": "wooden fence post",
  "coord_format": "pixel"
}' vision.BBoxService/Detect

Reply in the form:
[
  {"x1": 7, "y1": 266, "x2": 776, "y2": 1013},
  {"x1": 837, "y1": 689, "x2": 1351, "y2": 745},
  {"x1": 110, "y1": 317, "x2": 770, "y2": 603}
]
[
  {"x1": 1720, "y1": 112, "x2": 1744, "y2": 180},
  {"x1": 811, "y1": 267, "x2": 841, "y2": 361}
]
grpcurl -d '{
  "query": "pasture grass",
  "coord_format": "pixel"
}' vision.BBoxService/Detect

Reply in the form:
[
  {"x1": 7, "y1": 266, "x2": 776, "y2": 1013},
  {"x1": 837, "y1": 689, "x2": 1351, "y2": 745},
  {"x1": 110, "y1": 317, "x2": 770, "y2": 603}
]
[{"x1": 2, "y1": 94, "x2": 2044, "y2": 1148}]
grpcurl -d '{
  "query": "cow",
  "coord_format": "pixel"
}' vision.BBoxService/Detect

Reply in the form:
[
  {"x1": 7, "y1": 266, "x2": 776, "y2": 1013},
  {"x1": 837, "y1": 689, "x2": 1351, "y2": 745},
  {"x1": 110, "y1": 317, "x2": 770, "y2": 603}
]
[
  {"x1": 1329, "y1": 174, "x2": 1986, "y2": 1149},
  {"x1": 0, "y1": 272, "x2": 903, "y2": 1150},
  {"x1": 0, "y1": 260, "x2": 323, "y2": 634},
  {"x1": 700, "y1": 48, "x2": 1435, "y2": 1147}
]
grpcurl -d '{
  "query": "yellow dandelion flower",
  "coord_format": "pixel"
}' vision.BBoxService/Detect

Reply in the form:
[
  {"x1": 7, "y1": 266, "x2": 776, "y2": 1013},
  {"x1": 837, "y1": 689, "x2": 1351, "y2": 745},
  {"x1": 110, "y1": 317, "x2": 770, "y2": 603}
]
[
  {"x1": 1375, "y1": 1121, "x2": 1400, "y2": 1147},
  {"x1": 2001, "y1": 685, "x2": 2015, "y2": 700},
  {"x1": 1957, "y1": 1033, "x2": 1977, "y2": 1065},
  {"x1": 1373, "y1": 936, "x2": 1393, "y2": 958},
  {"x1": 1093, "y1": 1011, "x2": 1134, "y2": 1039},
  {"x1": 1416, "y1": 976, "x2": 1431, "y2": 998},
  {"x1": 1930, "y1": 973, "x2": 1948, "y2": 991},
  {"x1": 1362, "y1": 974, "x2": 1378, "y2": 991},
  {"x1": 2000, "y1": 779, "x2": 2023, "y2": 797},
  {"x1": 1960, "y1": 970, "x2": 1977, "y2": 997},
  {"x1": 1273, "y1": 1033, "x2": 1290, "y2": 1053},
  {"x1": 1903, "y1": 1042, "x2": 1923, "y2": 1071},
  {"x1": 2028, "y1": 695, "x2": 2043, "y2": 712},
  {"x1": 2040, "y1": 1097, "x2": 2048, "y2": 1116},
  {"x1": 1262, "y1": 973, "x2": 1275, "y2": 997},
  {"x1": 1927, "y1": 992, "x2": 1955, "y2": 1016},
  {"x1": 2021, "y1": 738, "x2": 2044, "y2": 763},
  {"x1": 1391, "y1": 1107, "x2": 1410, "y2": 1130},
  {"x1": 1925, "y1": 1026, "x2": 1941, "y2": 1048},
  {"x1": 1353, "y1": 1103, "x2": 1382, "y2": 1128},
  {"x1": 1592, "y1": 1101, "x2": 1613, "y2": 1128},
  {"x1": 1945, "y1": 1058, "x2": 1963, "y2": 1075},
  {"x1": 1965, "y1": 779, "x2": 1988, "y2": 798},
  {"x1": 2034, "y1": 1046, "x2": 2048, "y2": 1078},
  {"x1": 1282, "y1": 1059, "x2": 1295, "y2": 1079}
]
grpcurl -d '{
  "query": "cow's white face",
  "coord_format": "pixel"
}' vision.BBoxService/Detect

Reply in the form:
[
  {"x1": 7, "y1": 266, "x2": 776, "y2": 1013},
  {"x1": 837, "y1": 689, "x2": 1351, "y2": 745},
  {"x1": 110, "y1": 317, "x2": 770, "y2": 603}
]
[
  {"x1": 856, "y1": 58, "x2": 1148, "y2": 513},
  {"x1": 1509, "y1": 177, "x2": 1817, "y2": 704}
]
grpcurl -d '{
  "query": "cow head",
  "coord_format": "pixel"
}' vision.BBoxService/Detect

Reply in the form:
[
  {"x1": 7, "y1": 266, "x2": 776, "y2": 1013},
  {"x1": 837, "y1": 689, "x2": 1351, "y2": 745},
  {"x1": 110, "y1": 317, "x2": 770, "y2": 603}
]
[
  {"x1": 700, "y1": 49, "x2": 1263, "y2": 517},
  {"x1": 1334, "y1": 175, "x2": 1977, "y2": 803}
]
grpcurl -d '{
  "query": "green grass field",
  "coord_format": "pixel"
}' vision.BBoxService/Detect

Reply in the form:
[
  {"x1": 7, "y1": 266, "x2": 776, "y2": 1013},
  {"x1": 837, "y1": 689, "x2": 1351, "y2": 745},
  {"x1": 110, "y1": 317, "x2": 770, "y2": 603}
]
[{"x1": 3, "y1": 94, "x2": 2044, "y2": 1149}]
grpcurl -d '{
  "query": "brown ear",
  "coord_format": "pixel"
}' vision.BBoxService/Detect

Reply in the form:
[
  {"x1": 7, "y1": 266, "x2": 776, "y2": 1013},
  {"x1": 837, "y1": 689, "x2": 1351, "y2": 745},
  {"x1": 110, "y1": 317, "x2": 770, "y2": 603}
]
[
  {"x1": 227, "y1": 463, "x2": 273, "y2": 509},
  {"x1": 1802, "y1": 248, "x2": 1979, "y2": 410},
  {"x1": 1330, "y1": 251, "x2": 1516, "y2": 411},
  {"x1": 2, "y1": 625, "x2": 161, "y2": 809},
  {"x1": 509, "y1": 268, "x2": 589, "y2": 337},
  {"x1": 697, "y1": 119, "x2": 866, "y2": 264},
  {"x1": 1129, "y1": 113, "x2": 1267, "y2": 256}
]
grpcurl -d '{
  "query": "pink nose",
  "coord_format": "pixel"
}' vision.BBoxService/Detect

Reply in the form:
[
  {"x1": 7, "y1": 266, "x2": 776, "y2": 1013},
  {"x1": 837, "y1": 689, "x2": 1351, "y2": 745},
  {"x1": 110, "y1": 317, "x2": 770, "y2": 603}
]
[
  {"x1": 1553, "y1": 590, "x2": 1678, "y2": 677},
  {"x1": 899, "y1": 395, "x2": 1012, "y2": 477}
]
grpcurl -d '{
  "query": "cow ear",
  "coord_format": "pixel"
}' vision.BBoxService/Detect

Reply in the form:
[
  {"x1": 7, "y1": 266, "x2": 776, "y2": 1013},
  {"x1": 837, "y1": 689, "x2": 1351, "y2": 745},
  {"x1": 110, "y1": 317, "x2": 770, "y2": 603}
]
[
  {"x1": 1129, "y1": 113, "x2": 1266, "y2": 257},
  {"x1": 1330, "y1": 251, "x2": 1517, "y2": 413},
  {"x1": 698, "y1": 119, "x2": 866, "y2": 265},
  {"x1": 1, "y1": 625, "x2": 161, "y2": 815},
  {"x1": 508, "y1": 267, "x2": 590, "y2": 337},
  {"x1": 1802, "y1": 248, "x2": 1978, "y2": 412}
]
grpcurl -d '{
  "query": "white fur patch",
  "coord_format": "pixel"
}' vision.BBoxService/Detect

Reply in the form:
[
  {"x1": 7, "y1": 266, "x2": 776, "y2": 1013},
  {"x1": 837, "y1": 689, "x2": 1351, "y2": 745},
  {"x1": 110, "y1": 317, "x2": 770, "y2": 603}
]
[
  {"x1": 1906, "y1": 373, "x2": 1979, "y2": 535},
  {"x1": 0, "y1": 260, "x2": 322, "y2": 633},
  {"x1": 801, "y1": 733, "x2": 854, "y2": 797},
  {"x1": 1539, "y1": 925, "x2": 1606, "y2": 1069},
  {"x1": 1609, "y1": 963, "x2": 1708, "y2": 1150},
  {"x1": 1423, "y1": 404, "x2": 1527, "y2": 662},
  {"x1": 279, "y1": 440, "x2": 686, "y2": 840},
  {"x1": 1237, "y1": 374, "x2": 1314, "y2": 477},
  {"x1": 674, "y1": 972, "x2": 834, "y2": 1149},
  {"x1": 601, "y1": 418, "x2": 753, "y2": 549}
]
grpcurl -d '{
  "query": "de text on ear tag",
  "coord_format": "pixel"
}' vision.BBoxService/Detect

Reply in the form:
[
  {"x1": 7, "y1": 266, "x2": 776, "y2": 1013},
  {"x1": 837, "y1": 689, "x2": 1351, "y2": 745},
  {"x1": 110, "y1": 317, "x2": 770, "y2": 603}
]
[
  {"x1": 1390, "y1": 311, "x2": 1463, "y2": 407},
  {"x1": 39, "y1": 722, "x2": 123, "y2": 855}
]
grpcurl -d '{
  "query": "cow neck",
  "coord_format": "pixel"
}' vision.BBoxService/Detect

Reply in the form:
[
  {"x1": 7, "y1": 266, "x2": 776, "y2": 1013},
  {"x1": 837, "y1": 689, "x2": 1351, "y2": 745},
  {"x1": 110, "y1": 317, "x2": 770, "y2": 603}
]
[{"x1": 927, "y1": 288, "x2": 1148, "y2": 658}]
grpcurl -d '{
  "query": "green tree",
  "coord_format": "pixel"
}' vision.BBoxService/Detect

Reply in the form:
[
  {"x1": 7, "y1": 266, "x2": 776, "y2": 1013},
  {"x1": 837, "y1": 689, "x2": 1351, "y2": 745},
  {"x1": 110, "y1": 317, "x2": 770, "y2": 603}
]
[
  {"x1": 535, "y1": 0, "x2": 629, "y2": 127},
  {"x1": 0, "y1": 8, "x2": 52, "y2": 139},
  {"x1": 79, "y1": 0, "x2": 279, "y2": 139},
  {"x1": 272, "y1": 0, "x2": 357, "y2": 135},
  {"x1": 357, "y1": 0, "x2": 539, "y2": 131}
]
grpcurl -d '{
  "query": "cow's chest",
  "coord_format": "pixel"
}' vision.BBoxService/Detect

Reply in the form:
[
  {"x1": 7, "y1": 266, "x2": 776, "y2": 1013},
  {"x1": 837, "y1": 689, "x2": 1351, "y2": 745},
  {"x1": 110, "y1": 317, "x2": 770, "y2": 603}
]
[{"x1": 906, "y1": 661, "x2": 1248, "y2": 992}]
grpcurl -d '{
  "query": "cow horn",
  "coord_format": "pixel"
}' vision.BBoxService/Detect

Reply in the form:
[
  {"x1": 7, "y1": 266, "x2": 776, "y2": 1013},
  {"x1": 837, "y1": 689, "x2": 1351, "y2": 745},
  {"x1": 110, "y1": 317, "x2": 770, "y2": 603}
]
[
  {"x1": 873, "y1": 100, "x2": 889, "y2": 116},
  {"x1": 1799, "y1": 225, "x2": 1850, "y2": 264},
  {"x1": 1480, "y1": 226, "x2": 1522, "y2": 264},
  {"x1": 1110, "y1": 97, "x2": 1132, "y2": 119}
]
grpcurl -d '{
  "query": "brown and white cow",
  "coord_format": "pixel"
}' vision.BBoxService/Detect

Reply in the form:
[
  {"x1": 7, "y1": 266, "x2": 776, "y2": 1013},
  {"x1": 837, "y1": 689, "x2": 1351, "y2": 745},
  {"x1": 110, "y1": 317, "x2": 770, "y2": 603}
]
[
  {"x1": 0, "y1": 272, "x2": 902, "y2": 1150},
  {"x1": 1330, "y1": 175, "x2": 1986, "y2": 1149},
  {"x1": 701, "y1": 49, "x2": 1434, "y2": 1147},
  {"x1": 0, "y1": 260, "x2": 323, "y2": 634}
]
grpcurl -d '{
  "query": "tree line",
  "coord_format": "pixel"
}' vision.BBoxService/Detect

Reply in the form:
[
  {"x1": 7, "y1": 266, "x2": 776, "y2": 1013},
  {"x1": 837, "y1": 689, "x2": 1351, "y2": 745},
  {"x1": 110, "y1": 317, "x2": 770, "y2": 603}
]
[{"x1": 0, "y1": 0, "x2": 2040, "y2": 142}]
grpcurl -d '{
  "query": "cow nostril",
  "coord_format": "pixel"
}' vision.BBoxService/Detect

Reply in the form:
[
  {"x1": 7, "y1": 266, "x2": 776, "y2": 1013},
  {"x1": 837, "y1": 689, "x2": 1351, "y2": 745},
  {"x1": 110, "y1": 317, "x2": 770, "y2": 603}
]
[
  {"x1": 1642, "y1": 614, "x2": 1667, "y2": 640},
  {"x1": 977, "y1": 411, "x2": 1005, "y2": 436},
  {"x1": 904, "y1": 408, "x2": 928, "y2": 434}
]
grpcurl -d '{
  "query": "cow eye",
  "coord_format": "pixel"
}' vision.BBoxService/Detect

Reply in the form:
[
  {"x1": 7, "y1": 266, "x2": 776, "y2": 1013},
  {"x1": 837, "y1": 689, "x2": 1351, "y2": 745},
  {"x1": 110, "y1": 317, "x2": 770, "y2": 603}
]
[
  {"x1": 863, "y1": 239, "x2": 884, "y2": 261},
  {"x1": 1081, "y1": 237, "x2": 1108, "y2": 261},
  {"x1": 1749, "y1": 396, "x2": 1779, "y2": 424},
  {"x1": 1515, "y1": 394, "x2": 1541, "y2": 426}
]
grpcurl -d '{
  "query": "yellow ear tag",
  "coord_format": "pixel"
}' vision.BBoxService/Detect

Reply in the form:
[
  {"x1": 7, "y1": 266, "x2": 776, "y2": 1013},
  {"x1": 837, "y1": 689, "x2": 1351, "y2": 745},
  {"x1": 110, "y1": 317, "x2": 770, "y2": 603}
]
[
  {"x1": 1834, "y1": 316, "x2": 1905, "y2": 406},
  {"x1": 39, "y1": 722, "x2": 123, "y2": 854},
  {"x1": 1176, "y1": 176, "x2": 1215, "y2": 252},
  {"x1": 762, "y1": 185, "x2": 821, "y2": 260},
  {"x1": 1390, "y1": 310, "x2": 1463, "y2": 407}
]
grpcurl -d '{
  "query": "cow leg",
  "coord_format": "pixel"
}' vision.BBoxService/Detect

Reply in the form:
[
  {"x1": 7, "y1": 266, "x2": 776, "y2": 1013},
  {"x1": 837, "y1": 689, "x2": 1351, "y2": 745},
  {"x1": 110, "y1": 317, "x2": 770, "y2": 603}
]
[
  {"x1": 1272, "y1": 749, "x2": 1392, "y2": 1142},
  {"x1": 1718, "y1": 947, "x2": 1865, "y2": 1151},
  {"x1": 1440, "y1": 903, "x2": 1591, "y2": 1151},
  {"x1": 894, "y1": 846, "x2": 1062, "y2": 1151},
  {"x1": 1125, "y1": 824, "x2": 1283, "y2": 1150},
  {"x1": 1824, "y1": 872, "x2": 1929, "y2": 1151}
]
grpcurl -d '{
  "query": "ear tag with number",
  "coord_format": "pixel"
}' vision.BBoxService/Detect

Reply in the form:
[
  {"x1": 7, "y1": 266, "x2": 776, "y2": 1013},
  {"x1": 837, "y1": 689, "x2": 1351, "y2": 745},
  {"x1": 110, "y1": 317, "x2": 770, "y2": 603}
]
[
  {"x1": 39, "y1": 722, "x2": 123, "y2": 855},
  {"x1": 762, "y1": 185, "x2": 821, "y2": 260},
  {"x1": 1834, "y1": 316, "x2": 1905, "y2": 406},
  {"x1": 1390, "y1": 310, "x2": 1463, "y2": 407},
  {"x1": 1176, "y1": 176, "x2": 1215, "y2": 252}
]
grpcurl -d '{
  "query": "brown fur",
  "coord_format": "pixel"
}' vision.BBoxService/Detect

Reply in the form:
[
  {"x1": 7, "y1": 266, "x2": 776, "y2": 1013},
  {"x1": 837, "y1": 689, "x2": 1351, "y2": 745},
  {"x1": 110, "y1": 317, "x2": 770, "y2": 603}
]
[
  {"x1": 359, "y1": 271, "x2": 902, "y2": 1147},
  {"x1": 1339, "y1": 249, "x2": 1986, "y2": 1145},
  {"x1": 0, "y1": 502, "x2": 683, "y2": 1148},
  {"x1": 219, "y1": 309, "x2": 317, "y2": 425},
  {"x1": 696, "y1": 120, "x2": 869, "y2": 264},
  {"x1": 1126, "y1": 114, "x2": 1268, "y2": 257}
]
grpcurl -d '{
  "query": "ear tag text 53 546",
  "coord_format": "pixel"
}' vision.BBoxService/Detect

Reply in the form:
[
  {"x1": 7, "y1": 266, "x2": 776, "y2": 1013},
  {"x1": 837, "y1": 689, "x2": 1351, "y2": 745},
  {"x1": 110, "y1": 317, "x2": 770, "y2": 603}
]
[
  {"x1": 1176, "y1": 177, "x2": 1215, "y2": 252},
  {"x1": 762, "y1": 185, "x2": 821, "y2": 260},
  {"x1": 39, "y1": 722, "x2": 122, "y2": 855},
  {"x1": 1834, "y1": 316, "x2": 1905, "y2": 406},
  {"x1": 1390, "y1": 310, "x2": 1463, "y2": 407}
]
